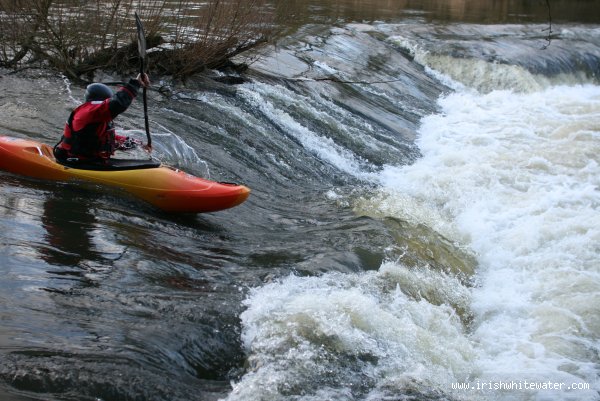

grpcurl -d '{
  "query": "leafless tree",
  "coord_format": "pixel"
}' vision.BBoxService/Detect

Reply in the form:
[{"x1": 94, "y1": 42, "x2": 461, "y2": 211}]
[{"x1": 0, "y1": 0, "x2": 276, "y2": 80}]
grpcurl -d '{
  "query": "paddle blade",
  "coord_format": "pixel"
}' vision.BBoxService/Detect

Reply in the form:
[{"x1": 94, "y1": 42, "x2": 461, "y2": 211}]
[{"x1": 134, "y1": 12, "x2": 146, "y2": 59}]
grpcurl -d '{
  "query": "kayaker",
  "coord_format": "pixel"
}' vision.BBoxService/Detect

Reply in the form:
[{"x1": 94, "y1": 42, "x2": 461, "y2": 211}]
[{"x1": 54, "y1": 73, "x2": 151, "y2": 164}]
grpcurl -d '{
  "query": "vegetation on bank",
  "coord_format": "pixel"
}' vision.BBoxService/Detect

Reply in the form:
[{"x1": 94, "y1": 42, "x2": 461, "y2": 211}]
[{"x1": 0, "y1": 0, "x2": 277, "y2": 81}]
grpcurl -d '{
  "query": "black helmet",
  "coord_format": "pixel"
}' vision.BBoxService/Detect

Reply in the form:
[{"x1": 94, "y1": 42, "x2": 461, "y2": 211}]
[{"x1": 84, "y1": 83, "x2": 113, "y2": 102}]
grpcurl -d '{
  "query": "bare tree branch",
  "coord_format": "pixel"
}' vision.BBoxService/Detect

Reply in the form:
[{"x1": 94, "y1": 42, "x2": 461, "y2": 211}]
[{"x1": 0, "y1": 0, "x2": 277, "y2": 80}]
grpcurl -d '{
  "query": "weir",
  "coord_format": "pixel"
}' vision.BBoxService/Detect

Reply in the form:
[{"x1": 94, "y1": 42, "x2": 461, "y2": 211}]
[{"x1": 0, "y1": 3, "x2": 598, "y2": 401}]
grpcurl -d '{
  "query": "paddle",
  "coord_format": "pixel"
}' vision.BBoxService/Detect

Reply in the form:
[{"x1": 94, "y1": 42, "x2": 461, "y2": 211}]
[{"x1": 134, "y1": 12, "x2": 151, "y2": 150}]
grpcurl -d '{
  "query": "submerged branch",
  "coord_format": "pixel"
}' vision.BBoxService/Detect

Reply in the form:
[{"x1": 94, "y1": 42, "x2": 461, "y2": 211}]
[
  {"x1": 541, "y1": 0, "x2": 553, "y2": 49},
  {"x1": 312, "y1": 76, "x2": 406, "y2": 85}
]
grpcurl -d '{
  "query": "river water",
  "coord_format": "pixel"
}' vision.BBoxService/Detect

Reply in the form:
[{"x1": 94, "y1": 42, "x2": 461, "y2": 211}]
[{"x1": 0, "y1": 1, "x2": 599, "y2": 401}]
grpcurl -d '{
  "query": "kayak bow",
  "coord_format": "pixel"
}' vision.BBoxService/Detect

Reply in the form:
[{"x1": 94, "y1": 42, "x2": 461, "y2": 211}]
[{"x1": 0, "y1": 136, "x2": 250, "y2": 213}]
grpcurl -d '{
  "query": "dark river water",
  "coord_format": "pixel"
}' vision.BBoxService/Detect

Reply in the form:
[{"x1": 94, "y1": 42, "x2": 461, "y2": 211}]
[{"x1": 1, "y1": 1, "x2": 599, "y2": 400}]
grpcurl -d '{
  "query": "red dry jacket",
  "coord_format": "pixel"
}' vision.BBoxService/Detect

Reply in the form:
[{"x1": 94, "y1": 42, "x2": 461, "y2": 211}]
[{"x1": 56, "y1": 79, "x2": 140, "y2": 160}]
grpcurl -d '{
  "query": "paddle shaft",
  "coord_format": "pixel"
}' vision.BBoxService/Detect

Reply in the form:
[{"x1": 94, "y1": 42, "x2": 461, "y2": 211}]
[
  {"x1": 140, "y1": 59, "x2": 151, "y2": 148},
  {"x1": 135, "y1": 12, "x2": 151, "y2": 149}
]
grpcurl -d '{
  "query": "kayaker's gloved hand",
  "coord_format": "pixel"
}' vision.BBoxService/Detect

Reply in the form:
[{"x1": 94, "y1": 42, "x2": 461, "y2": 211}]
[
  {"x1": 118, "y1": 137, "x2": 142, "y2": 150},
  {"x1": 136, "y1": 73, "x2": 150, "y2": 88}
]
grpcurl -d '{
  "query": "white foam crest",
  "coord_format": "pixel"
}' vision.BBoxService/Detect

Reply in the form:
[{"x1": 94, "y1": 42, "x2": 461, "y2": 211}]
[
  {"x1": 226, "y1": 263, "x2": 474, "y2": 401},
  {"x1": 313, "y1": 60, "x2": 339, "y2": 75},
  {"x1": 387, "y1": 36, "x2": 594, "y2": 93},
  {"x1": 238, "y1": 83, "x2": 374, "y2": 178},
  {"x1": 60, "y1": 74, "x2": 80, "y2": 106},
  {"x1": 376, "y1": 84, "x2": 600, "y2": 399},
  {"x1": 425, "y1": 55, "x2": 550, "y2": 93},
  {"x1": 176, "y1": 92, "x2": 281, "y2": 141}
]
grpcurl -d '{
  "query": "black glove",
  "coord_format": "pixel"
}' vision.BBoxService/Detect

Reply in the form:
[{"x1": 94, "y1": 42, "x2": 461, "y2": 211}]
[{"x1": 118, "y1": 137, "x2": 140, "y2": 150}]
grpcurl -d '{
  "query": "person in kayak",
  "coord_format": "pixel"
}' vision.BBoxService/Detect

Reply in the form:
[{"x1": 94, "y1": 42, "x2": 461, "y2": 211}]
[{"x1": 54, "y1": 73, "x2": 150, "y2": 164}]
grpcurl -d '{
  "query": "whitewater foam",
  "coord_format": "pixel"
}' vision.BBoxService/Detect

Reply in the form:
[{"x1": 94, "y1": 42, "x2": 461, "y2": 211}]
[
  {"x1": 227, "y1": 265, "x2": 474, "y2": 401},
  {"x1": 376, "y1": 84, "x2": 600, "y2": 400},
  {"x1": 228, "y1": 23, "x2": 600, "y2": 401},
  {"x1": 237, "y1": 82, "x2": 375, "y2": 178},
  {"x1": 228, "y1": 83, "x2": 599, "y2": 401}
]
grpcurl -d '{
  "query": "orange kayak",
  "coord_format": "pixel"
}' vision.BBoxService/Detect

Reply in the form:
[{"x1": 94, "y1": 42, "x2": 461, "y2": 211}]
[{"x1": 0, "y1": 136, "x2": 250, "y2": 213}]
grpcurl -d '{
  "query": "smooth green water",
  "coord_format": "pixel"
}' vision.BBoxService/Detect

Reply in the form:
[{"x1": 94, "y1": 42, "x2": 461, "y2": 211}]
[{"x1": 278, "y1": 0, "x2": 600, "y2": 24}]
